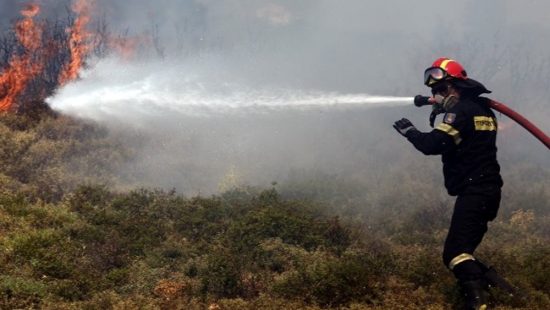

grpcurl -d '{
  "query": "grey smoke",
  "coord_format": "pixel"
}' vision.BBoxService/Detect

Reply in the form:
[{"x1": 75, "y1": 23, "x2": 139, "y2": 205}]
[{"x1": 3, "y1": 0, "x2": 550, "y2": 194}]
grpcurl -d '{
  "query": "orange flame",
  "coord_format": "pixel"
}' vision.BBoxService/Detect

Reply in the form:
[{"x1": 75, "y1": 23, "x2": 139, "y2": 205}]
[
  {"x1": 58, "y1": 0, "x2": 95, "y2": 86},
  {"x1": 0, "y1": 0, "x2": 152, "y2": 112},
  {"x1": 0, "y1": 4, "x2": 43, "y2": 111}
]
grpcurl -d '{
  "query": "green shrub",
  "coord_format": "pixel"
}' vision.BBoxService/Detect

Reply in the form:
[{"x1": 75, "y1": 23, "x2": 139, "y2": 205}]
[
  {"x1": 106, "y1": 268, "x2": 130, "y2": 287},
  {"x1": 52, "y1": 279, "x2": 92, "y2": 301},
  {"x1": 200, "y1": 247, "x2": 244, "y2": 299},
  {"x1": 11, "y1": 229, "x2": 78, "y2": 279},
  {"x1": 523, "y1": 245, "x2": 550, "y2": 293},
  {"x1": 224, "y1": 193, "x2": 348, "y2": 262},
  {"x1": 272, "y1": 245, "x2": 394, "y2": 307},
  {"x1": 12, "y1": 229, "x2": 62, "y2": 261},
  {"x1": 0, "y1": 276, "x2": 46, "y2": 309}
]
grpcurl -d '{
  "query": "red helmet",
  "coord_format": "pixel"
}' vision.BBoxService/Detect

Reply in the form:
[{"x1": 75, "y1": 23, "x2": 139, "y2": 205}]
[{"x1": 424, "y1": 57, "x2": 468, "y2": 87}]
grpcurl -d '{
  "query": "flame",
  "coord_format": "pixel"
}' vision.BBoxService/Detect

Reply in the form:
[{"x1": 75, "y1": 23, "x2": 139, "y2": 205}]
[
  {"x1": 18, "y1": 4, "x2": 41, "y2": 50},
  {"x1": 0, "y1": 0, "x2": 150, "y2": 112},
  {"x1": 58, "y1": 0, "x2": 95, "y2": 86},
  {"x1": 0, "y1": 4, "x2": 43, "y2": 111}
]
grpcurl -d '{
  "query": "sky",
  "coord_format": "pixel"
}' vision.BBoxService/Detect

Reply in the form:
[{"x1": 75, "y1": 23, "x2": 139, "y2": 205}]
[{"x1": 1, "y1": 0, "x2": 549, "y2": 194}]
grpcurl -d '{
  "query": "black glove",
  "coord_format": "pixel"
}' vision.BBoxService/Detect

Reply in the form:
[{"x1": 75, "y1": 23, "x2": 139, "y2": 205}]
[{"x1": 393, "y1": 118, "x2": 416, "y2": 137}]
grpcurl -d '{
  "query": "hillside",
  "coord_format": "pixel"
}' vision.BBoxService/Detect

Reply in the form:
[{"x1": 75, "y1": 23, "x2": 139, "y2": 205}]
[{"x1": 0, "y1": 110, "x2": 548, "y2": 309}]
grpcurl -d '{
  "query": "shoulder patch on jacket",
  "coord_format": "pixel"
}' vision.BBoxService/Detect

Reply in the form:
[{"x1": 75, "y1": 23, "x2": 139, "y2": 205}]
[
  {"x1": 474, "y1": 116, "x2": 497, "y2": 131},
  {"x1": 444, "y1": 113, "x2": 456, "y2": 124}
]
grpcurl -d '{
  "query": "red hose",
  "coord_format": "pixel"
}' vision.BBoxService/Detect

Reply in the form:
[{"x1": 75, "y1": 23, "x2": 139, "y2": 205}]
[{"x1": 487, "y1": 99, "x2": 550, "y2": 150}]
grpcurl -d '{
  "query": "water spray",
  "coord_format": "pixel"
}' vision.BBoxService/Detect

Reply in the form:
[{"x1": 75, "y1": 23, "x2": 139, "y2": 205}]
[
  {"x1": 47, "y1": 57, "x2": 414, "y2": 123},
  {"x1": 414, "y1": 95, "x2": 550, "y2": 150}
]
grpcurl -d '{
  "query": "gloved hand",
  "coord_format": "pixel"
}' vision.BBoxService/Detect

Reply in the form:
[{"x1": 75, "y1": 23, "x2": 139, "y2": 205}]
[{"x1": 393, "y1": 118, "x2": 417, "y2": 137}]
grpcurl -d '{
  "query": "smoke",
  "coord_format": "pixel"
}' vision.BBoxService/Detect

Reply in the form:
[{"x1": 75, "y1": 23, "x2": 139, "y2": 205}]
[
  {"x1": 7, "y1": 0, "x2": 550, "y2": 193},
  {"x1": 46, "y1": 53, "x2": 415, "y2": 193}
]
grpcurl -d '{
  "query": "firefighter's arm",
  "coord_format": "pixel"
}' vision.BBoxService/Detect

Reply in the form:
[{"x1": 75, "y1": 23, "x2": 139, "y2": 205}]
[
  {"x1": 393, "y1": 117, "x2": 458, "y2": 155},
  {"x1": 405, "y1": 128, "x2": 455, "y2": 155},
  {"x1": 408, "y1": 109, "x2": 468, "y2": 155}
]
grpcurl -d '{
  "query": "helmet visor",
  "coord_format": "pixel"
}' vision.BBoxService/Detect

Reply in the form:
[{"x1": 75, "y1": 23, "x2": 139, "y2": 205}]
[{"x1": 424, "y1": 67, "x2": 447, "y2": 86}]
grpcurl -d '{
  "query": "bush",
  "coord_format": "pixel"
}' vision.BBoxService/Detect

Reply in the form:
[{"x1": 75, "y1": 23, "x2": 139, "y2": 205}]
[
  {"x1": 0, "y1": 108, "x2": 548, "y2": 308},
  {"x1": 0, "y1": 276, "x2": 46, "y2": 309},
  {"x1": 523, "y1": 245, "x2": 550, "y2": 293},
  {"x1": 200, "y1": 246, "x2": 244, "y2": 299},
  {"x1": 272, "y1": 245, "x2": 394, "y2": 307},
  {"x1": 11, "y1": 229, "x2": 77, "y2": 279}
]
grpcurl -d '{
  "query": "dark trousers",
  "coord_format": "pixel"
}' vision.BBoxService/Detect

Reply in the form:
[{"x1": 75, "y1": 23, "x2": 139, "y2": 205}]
[{"x1": 442, "y1": 188, "x2": 501, "y2": 281}]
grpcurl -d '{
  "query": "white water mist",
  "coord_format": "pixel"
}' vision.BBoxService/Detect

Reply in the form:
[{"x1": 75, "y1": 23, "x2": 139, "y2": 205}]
[
  {"x1": 45, "y1": 56, "x2": 415, "y2": 193},
  {"x1": 47, "y1": 57, "x2": 412, "y2": 124}
]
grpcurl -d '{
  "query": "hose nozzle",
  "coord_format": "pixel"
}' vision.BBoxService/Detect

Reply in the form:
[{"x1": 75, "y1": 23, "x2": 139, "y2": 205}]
[{"x1": 414, "y1": 95, "x2": 434, "y2": 107}]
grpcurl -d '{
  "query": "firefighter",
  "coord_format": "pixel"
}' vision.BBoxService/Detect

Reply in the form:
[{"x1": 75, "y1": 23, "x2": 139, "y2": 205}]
[{"x1": 393, "y1": 58, "x2": 505, "y2": 310}]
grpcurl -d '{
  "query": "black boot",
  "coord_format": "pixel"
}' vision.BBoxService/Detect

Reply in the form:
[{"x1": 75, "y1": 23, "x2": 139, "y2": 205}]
[{"x1": 460, "y1": 279, "x2": 489, "y2": 310}]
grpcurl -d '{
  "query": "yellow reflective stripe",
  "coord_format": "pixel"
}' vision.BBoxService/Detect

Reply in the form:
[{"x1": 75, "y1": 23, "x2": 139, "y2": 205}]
[
  {"x1": 449, "y1": 253, "x2": 475, "y2": 270},
  {"x1": 440, "y1": 59, "x2": 453, "y2": 70},
  {"x1": 435, "y1": 123, "x2": 462, "y2": 145},
  {"x1": 474, "y1": 116, "x2": 497, "y2": 131}
]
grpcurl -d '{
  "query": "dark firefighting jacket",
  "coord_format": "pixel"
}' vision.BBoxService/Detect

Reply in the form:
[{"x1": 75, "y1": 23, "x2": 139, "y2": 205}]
[{"x1": 405, "y1": 97, "x2": 503, "y2": 196}]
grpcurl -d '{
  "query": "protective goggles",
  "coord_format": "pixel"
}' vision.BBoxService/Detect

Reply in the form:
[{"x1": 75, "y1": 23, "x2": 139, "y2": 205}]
[{"x1": 424, "y1": 67, "x2": 448, "y2": 86}]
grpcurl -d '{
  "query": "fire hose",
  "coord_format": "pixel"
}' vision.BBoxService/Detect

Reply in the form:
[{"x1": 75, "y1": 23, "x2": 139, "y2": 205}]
[{"x1": 414, "y1": 95, "x2": 550, "y2": 150}]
